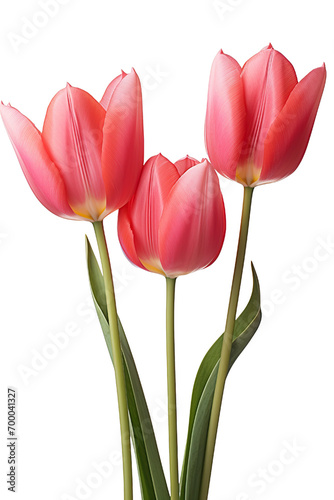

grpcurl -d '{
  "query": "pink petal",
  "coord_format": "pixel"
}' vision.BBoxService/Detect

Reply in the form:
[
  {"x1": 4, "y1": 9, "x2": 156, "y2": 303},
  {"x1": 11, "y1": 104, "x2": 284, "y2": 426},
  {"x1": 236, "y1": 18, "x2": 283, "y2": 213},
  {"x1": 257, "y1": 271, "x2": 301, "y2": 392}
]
[
  {"x1": 42, "y1": 84, "x2": 106, "y2": 221},
  {"x1": 238, "y1": 46, "x2": 298, "y2": 180},
  {"x1": 100, "y1": 73, "x2": 124, "y2": 111},
  {"x1": 174, "y1": 155, "x2": 199, "y2": 175},
  {"x1": 205, "y1": 50, "x2": 246, "y2": 180},
  {"x1": 260, "y1": 64, "x2": 326, "y2": 183},
  {"x1": 159, "y1": 160, "x2": 226, "y2": 278},
  {"x1": 118, "y1": 203, "x2": 146, "y2": 270},
  {"x1": 131, "y1": 154, "x2": 180, "y2": 274},
  {"x1": 101, "y1": 69, "x2": 144, "y2": 213},
  {"x1": 0, "y1": 103, "x2": 75, "y2": 219}
]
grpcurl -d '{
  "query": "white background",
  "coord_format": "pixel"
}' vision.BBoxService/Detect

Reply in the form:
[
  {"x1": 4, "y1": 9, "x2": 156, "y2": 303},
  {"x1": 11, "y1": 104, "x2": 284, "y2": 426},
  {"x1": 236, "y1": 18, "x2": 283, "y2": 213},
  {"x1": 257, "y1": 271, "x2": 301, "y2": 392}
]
[{"x1": 0, "y1": 0, "x2": 333, "y2": 499}]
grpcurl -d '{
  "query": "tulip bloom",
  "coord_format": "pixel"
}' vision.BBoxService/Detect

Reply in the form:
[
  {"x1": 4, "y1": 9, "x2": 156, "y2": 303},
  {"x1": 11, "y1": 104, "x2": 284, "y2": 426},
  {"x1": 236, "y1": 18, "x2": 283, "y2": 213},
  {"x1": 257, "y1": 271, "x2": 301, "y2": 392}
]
[
  {"x1": 1, "y1": 71, "x2": 144, "y2": 498},
  {"x1": 118, "y1": 154, "x2": 226, "y2": 279},
  {"x1": 205, "y1": 44, "x2": 326, "y2": 186},
  {"x1": 1, "y1": 69, "x2": 144, "y2": 221}
]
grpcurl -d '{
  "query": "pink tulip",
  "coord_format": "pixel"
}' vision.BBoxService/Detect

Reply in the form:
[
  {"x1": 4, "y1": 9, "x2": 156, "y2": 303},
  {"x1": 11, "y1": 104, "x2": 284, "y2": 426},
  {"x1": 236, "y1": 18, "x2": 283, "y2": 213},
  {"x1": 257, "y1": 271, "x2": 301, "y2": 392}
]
[
  {"x1": 205, "y1": 44, "x2": 326, "y2": 186},
  {"x1": 1, "y1": 70, "x2": 144, "y2": 221},
  {"x1": 118, "y1": 154, "x2": 226, "y2": 279}
]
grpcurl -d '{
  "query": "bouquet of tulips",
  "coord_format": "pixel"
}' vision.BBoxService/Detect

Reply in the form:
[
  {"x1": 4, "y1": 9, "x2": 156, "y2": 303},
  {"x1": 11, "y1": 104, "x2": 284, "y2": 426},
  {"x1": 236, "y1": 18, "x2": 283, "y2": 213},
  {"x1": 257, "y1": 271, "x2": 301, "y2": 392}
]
[{"x1": 1, "y1": 45, "x2": 326, "y2": 500}]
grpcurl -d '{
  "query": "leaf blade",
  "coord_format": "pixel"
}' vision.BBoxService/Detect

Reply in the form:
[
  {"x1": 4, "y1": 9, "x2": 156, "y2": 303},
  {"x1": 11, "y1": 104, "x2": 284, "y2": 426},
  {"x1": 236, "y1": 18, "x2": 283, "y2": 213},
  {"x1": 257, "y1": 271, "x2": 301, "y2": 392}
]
[
  {"x1": 181, "y1": 263, "x2": 261, "y2": 500},
  {"x1": 86, "y1": 236, "x2": 170, "y2": 500}
]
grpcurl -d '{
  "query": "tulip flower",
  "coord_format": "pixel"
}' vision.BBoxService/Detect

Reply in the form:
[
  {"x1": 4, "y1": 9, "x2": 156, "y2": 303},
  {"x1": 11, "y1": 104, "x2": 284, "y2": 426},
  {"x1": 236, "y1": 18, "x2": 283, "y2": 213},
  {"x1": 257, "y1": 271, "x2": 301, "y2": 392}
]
[
  {"x1": 200, "y1": 46, "x2": 327, "y2": 500},
  {"x1": 118, "y1": 154, "x2": 226, "y2": 279},
  {"x1": 118, "y1": 153, "x2": 225, "y2": 500},
  {"x1": 205, "y1": 44, "x2": 326, "y2": 186},
  {"x1": 1, "y1": 69, "x2": 144, "y2": 221},
  {"x1": 1, "y1": 70, "x2": 144, "y2": 500}
]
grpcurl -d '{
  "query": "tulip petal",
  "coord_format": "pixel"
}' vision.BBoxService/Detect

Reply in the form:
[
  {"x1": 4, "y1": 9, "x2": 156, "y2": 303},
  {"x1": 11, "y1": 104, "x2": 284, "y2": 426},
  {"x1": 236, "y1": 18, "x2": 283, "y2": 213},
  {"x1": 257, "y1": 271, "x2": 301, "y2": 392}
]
[
  {"x1": 159, "y1": 160, "x2": 226, "y2": 278},
  {"x1": 260, "y1": 65, "x2": 326, "y2": 183},
  {"x1": 174, "y1": 155, "x2": 199, "y2": 175},
  {"x1": 102, "y1": 69, "x2": 144, "y2": 213},
  {"x1": 0, "y1": 103, "x2": 74, "y2": 218},
  {"x1": 118, "y1": 203, "x2": 146, "y2": 270},
  {"x1": 238, "y1": 46, "x2": 298, "y2": 181},
  {"x1": 42, "y1": 84, "x2": 106, "y2": 221},
  {"x1": 131, "y1": 154, "x2": 180, "y2": 274},
  {"x1": 100, "y1": 73, "x2": 124, "y2": 111},
  {"x1": 205, "y1": 50, "x2": 246, "y2": 180}
]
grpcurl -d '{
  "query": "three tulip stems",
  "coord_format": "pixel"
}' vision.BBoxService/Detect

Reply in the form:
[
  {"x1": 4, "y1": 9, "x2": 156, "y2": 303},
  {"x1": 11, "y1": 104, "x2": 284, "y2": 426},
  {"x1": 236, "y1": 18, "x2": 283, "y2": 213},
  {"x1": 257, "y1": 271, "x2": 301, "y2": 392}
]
[
  {"x1": 92, "y1": 186, "x2": 254, "y2": 500},
  {"x1": 93, "y1": 221, "x2": 133, "y2": 500},
  {"x1": 199, "y1": 186, "x2": 254, "y2": 500}
]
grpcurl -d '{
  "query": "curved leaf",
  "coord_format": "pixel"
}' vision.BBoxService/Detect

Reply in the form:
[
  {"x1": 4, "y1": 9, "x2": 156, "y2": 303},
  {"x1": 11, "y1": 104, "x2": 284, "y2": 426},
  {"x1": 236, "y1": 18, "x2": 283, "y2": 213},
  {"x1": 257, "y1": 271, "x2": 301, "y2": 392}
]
[
  {"x1": 180, "y1": 263, "x2": 261, "y2": 500},
  {"x1": 86, "y1": 236, "x2": 170, "y2": 500}
]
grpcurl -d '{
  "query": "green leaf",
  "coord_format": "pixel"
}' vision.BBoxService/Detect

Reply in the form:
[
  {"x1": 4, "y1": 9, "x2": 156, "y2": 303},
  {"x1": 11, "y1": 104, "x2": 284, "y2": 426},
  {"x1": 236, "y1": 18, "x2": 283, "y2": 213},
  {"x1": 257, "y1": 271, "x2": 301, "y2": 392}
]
[
  {"x1": 180, "y1": 263, "x2": 262, "y2": 500},
  {"x1": 86, "y1": 237, "x2": 170, "y2": 500}
]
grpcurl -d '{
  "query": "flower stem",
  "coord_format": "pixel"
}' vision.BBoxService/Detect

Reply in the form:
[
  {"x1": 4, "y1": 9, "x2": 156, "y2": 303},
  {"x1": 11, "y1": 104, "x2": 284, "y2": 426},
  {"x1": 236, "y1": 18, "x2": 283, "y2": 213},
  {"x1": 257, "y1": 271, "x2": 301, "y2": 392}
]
[
  {"x1": 93, "y1": 221, "x2": 133, "y2": 500},
  {"x1": 199, "y1": 186, "x2": 254, "y2": 500},
  {"x1": 166, "y1": 277, "x2": 179, "y2": 500}
]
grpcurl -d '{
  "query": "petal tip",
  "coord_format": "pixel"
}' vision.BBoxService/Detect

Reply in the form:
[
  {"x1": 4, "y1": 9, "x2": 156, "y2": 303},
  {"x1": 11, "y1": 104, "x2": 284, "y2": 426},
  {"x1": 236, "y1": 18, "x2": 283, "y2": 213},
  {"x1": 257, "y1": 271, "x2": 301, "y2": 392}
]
[
  {"x1": 179, "y1": 154, "x2": 198, "y2": 162},
  {"x1": 65, "y1": 82, "x2": 75, "y2": 96}
]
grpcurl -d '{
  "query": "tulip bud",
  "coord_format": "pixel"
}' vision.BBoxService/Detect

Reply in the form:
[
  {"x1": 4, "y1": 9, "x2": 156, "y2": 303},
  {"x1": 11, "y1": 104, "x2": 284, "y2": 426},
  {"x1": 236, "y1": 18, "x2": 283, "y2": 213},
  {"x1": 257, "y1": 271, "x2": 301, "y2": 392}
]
[
  {"x1": 205, "y1": 45, "x2": 326, "y2": 186},
  {"x1": 1, "y1": 69, "x2": 144, "y2": 221},
  {"x1": 118, "y1": 154, "x2": 226, "y2": 278}
]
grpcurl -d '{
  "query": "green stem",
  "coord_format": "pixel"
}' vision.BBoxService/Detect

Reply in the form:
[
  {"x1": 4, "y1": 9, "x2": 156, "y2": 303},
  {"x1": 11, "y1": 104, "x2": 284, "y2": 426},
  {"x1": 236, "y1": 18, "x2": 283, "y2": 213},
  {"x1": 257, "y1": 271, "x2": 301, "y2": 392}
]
[
  {"x1": 199, "y1": 186, "x2": 254, "y2": 500},
  {"x1": 166, "y1": 277, "x2": 179, "y2": 500},
  {"x1": 93, "y1": 221, "x2": 133, "y2": 500}
]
